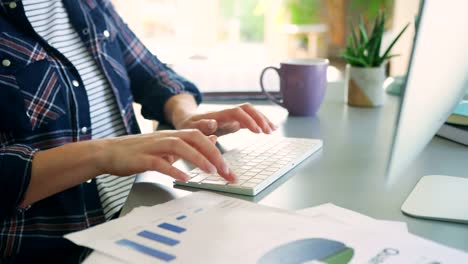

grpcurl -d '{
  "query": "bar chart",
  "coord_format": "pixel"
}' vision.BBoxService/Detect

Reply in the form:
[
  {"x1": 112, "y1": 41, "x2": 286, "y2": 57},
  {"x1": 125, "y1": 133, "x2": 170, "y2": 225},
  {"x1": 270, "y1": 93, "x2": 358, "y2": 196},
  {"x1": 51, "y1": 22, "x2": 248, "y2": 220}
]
[{"x1": 114, "y1": 208, "x2": 203, "y2": 262}]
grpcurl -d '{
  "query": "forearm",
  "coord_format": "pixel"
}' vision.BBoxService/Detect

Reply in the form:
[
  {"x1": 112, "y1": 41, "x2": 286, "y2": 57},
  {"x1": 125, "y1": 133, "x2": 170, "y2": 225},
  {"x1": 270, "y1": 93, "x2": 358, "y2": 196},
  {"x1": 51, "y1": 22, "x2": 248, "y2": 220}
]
[
  {"x1": 20, "y1": 140, "x2": 107, "y2": 207},
  {"x1": 163, "y1": 93, "x2": 199, "y2": 128}
]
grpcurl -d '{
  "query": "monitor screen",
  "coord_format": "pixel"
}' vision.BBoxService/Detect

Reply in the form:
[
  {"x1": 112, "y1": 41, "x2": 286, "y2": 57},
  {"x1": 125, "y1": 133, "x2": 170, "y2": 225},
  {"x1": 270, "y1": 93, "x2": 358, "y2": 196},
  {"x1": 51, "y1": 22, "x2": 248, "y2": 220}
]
[{"x1": 387, "y1": 0, "x2": 468, "y2": 184}]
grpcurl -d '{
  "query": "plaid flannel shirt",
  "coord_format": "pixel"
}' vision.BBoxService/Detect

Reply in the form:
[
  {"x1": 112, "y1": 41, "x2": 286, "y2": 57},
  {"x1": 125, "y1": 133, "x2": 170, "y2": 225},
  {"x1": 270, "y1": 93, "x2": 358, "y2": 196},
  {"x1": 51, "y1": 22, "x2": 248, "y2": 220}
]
[{"x1": 0, "y1": 0, "x2": 201, "y2": 261}]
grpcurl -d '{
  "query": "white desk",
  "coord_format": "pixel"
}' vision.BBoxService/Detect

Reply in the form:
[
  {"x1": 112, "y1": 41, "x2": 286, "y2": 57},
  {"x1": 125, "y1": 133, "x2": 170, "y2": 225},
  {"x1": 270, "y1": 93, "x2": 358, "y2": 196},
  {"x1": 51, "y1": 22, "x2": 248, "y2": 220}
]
[{"x1": 87, "y1": 82, "x2": 468, "y2": 262}]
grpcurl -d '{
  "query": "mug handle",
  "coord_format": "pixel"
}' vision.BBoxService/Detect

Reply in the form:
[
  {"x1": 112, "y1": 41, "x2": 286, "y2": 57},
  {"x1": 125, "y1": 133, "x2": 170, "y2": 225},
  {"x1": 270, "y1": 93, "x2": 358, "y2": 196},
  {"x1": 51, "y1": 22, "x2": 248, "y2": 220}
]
[{"x1": 260, "y1": 66, "x2": 284, "y2": 107}]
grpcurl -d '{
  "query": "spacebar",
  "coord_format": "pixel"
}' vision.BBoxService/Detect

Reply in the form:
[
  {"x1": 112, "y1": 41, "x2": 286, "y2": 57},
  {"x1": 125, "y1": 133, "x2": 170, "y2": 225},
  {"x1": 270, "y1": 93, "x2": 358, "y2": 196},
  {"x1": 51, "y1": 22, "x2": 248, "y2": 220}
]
[{"x1": 200, "y1": 180, "x2": 228, "y2": 185}]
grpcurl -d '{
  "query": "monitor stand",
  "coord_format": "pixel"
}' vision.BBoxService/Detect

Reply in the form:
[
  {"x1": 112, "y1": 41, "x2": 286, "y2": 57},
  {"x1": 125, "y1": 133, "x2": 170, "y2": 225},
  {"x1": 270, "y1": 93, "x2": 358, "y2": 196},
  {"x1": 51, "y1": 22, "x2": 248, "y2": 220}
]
[{"x1": 402, "y1": 175, "x2": 468, "y2": 223}]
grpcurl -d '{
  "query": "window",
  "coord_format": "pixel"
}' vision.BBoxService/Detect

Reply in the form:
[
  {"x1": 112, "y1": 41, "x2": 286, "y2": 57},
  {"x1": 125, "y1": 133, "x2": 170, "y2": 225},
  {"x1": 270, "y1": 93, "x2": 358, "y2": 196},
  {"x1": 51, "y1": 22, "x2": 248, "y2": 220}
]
[{"x1": 112, "y1": 0, "x2": 349, "y2": 94}]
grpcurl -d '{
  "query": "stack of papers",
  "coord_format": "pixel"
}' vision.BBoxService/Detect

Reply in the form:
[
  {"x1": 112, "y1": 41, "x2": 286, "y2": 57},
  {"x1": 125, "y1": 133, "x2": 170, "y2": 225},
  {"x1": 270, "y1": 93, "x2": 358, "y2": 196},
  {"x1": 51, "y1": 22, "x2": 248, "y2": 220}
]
[{"x1": 65, "y1": 192, "x2": 468, "y2": 263}]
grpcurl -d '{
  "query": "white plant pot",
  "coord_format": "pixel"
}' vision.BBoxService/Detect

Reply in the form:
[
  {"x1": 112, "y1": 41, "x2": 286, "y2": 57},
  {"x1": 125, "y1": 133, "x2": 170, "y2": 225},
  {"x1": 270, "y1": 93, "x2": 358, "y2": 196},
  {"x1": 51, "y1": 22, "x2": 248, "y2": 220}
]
[{"x1": 345, "y1": 64, "x2": 386, "y2": 107}]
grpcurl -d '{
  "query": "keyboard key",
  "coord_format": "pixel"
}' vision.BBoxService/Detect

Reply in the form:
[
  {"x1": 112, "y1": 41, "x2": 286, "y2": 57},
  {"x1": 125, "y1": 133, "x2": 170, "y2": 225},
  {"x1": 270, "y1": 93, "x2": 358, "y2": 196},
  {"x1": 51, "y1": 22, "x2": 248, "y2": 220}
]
[
  {"x1": 205, "y1": 176, "x2": 222, "y2": 181},
  {"x1": 258, "y1": 172, "x2": 272, "y2": 177},
  {"x1": 265, "y1": 168, "x2": 279, "y2": 173},
  {"x1": 254, "y1": 174, "x2": 270, "y2": 180},
  {"x1": 227, "y1": 182, "x2": 245, "y2": 187},
  {"x1": 247, "y1": 178, "x2": 263, "y2": 184},
  {"x1": 243, "y1": 172, "x2": 257, "y2": 177},
  {"x1": 241, "y1": 182, "x2": 257, "y2": 188},
  {"x1": 190, "y1": 175, "x2": 207, "y2": 183},
  {"x1": 202, "y1": 180, "x2": 228, "y2": 185}
]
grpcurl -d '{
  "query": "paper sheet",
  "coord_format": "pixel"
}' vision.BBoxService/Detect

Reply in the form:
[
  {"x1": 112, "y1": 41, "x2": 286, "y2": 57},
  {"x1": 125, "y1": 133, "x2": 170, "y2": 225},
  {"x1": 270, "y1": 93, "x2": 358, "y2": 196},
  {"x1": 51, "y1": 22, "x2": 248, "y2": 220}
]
[
  {"x1": 296, "y1": 203, "x2": 408, "y2": 234},
  {"x1": 67, "y1": 192, "x2": 467, "y2": 264}
]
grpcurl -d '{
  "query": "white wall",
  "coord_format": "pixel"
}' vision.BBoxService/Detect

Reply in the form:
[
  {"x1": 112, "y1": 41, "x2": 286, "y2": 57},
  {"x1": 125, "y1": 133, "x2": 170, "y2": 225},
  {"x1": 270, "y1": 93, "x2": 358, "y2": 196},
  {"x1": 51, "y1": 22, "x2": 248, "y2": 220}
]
[{"x1": 391, "y1": 0, "x2": 421, "y2": 76}]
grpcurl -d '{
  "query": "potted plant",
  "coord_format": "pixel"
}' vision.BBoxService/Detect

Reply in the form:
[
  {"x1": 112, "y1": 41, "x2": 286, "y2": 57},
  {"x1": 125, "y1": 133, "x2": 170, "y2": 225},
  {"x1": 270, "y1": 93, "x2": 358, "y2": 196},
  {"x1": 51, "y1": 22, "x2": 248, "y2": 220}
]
[{"x1": 343, "y1": 12, "x2": 409, "y2": 107}]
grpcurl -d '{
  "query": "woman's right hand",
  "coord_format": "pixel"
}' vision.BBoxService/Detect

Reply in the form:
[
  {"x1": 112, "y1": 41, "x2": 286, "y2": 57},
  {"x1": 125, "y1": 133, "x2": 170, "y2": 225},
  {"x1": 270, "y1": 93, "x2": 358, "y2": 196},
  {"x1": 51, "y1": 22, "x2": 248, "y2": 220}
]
[{"x1": 97, "y1": 129, "x2": 235, "y2": 183}]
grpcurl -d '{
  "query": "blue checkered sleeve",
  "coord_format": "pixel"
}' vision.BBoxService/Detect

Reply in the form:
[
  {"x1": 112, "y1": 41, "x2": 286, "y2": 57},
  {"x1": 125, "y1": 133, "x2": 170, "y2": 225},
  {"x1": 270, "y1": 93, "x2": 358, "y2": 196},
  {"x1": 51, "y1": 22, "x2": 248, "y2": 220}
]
[
  {"x1": 0, "y1": 143, "x2": 37, "y2": 218},
  {"x1": 101, "y1": 0, "x2": 202, "y2": 123}
]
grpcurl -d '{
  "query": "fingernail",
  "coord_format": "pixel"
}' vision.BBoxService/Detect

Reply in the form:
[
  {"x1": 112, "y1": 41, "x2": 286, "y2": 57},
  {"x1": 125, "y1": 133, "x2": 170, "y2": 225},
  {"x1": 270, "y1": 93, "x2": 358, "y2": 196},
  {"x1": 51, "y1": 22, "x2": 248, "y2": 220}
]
[
  {"x1": 205, "y1": 162, "x2": 217, "y2": 174},
  {"x1": 224, "y1": 168, "x2": 236, "y2": 183},
  {"x1": 208, "y1": 120, "x2": 216, "y2": 130},
  {"x1": 256, "y1": 126, "x2": 262, "y2": 133},
  {"x1": 265, "y1": 126, "x2": 272, "y2": 134},
  {"x1": 209, "y1": 135, "x2": 218, "y2": 143},
  {"x1": 179, "y1": 172, "x2": 190, "y2": 182},
  {"x1": 229, "y1": 171, "x2": 238, "y2": 183},
  {"x1": 222, "y1": 162, "x2": 230, "y2": 175}
]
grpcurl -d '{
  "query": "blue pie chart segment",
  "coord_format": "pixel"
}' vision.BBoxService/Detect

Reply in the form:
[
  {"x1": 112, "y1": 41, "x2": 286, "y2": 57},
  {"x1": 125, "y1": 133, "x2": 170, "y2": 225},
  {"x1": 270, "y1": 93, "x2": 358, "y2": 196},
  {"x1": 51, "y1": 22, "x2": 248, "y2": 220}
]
[{"x1": 258, "y1": 238, "x2": 354, "y2": 264}]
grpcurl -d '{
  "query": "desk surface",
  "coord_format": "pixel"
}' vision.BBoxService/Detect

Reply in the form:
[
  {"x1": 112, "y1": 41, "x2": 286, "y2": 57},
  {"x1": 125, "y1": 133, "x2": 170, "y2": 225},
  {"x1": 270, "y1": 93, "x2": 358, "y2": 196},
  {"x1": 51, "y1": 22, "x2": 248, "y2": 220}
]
[{"x1": 122, "y1": 82, "x2": 468, "y2": 252}]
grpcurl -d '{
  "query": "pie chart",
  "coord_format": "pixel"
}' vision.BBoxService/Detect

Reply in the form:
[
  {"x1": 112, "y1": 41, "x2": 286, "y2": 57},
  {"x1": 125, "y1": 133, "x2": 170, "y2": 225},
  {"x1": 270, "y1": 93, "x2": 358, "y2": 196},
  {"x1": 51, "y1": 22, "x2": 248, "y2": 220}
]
[{"x1": 257, "y1": 238, "x2": 354, "y2": 264}]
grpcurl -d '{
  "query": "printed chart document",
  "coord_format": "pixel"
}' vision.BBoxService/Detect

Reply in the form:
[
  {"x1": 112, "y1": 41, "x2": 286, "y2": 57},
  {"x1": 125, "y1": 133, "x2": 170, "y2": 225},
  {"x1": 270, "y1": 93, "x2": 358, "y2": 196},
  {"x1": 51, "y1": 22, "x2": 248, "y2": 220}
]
[{"x1": 66, "y1": 192, "x2": 468, "y2": 264}]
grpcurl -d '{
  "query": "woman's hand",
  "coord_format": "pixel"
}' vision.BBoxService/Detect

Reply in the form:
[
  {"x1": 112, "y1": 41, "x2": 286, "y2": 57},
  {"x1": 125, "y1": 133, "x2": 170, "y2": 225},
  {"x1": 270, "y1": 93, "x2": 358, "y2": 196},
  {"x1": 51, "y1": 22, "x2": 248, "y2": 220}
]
[
  {"x1": 23, "y1": 129, "x2": 229, "y2": 207},
  {"x1": 97, "y1": 130, "x2": 235, "y2": 182},
  {"x1": 173, "y1": 103, "x2": 277, "y2": 136}
]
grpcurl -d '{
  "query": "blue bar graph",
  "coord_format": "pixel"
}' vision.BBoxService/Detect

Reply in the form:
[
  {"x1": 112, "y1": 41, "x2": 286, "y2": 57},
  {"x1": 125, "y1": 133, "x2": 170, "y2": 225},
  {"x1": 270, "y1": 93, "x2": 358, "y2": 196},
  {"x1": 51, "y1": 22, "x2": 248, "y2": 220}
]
[
  {"x1": 116, "y1": 239, "x2": 176, "y2": 262},
  {"x1": 158, "y1": 222, "x2": 186, "y2": 233},
  {"x1": 176, "y1": 215, "x2": 187, "y2": 220},
  {"x1": 138, "y1": 230, "x2": 180, "y2": 246}
]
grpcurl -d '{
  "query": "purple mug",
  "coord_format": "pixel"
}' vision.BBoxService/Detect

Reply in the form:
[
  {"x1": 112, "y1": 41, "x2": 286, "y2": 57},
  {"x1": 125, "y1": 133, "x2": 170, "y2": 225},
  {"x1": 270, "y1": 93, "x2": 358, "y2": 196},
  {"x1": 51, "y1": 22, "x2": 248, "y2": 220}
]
[{"x1": 260, "y1": 58, "x2": 328, "y2": 116}]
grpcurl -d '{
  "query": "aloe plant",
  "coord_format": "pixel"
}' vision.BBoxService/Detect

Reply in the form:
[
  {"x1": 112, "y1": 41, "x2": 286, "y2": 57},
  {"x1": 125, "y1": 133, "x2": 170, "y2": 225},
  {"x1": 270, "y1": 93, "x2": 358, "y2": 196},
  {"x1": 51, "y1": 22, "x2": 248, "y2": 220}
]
[{"x1": 343, "y1": 12, "x2": 409, "y2": 68}]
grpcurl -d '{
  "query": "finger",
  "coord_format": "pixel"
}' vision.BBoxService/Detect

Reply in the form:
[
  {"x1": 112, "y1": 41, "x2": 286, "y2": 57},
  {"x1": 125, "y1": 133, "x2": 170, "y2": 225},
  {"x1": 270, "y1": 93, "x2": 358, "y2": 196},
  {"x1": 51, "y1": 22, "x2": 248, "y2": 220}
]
[
  {"x1": 269, "y1": 121, "x2": 278, "y2": 131},
  {"x1": 254, "y1": 109, "x2": 277, "y2": 131},
  {"x1": 239, "y1": 104, "x2": 273, "y2": 134},
  {"x1": 208, "y1": 135, "x2": 218, "y2": 144},
  {"x1": 162, "y1": 155, "x2": 171, "y2": 163},
  {"x1": 162, "y1": 155, "x2": 177, "y2": 164},
  {"x1": 224, "y1": 108, "x2": 261, "y2": 133},
  {"x1": 215, "y1": 121, "x2": 241, "y2": 136},
  {"x1": 197, "y1": 119, "x2": 218, "y2": 135},
  {"x1": 175, "y1": 130, "x2": 236, "y2": 182},
  {"x1": 142, "y1": 156, "x2": 189, "y2": 182},
  {"x1": 262, "y1": 114, "x2": 277, "y2": 131},
  {"x1": 230, "y1": 108, "x2": 260, "y2": 133},
  {"x1": 187, "y1": 119, "x2": 218, "y2": 135},
  {"x1": 257, "y1": 113, "x2": 276, "y2": 132},
  {"x1": 154, "y1": 136, "x2": 219, "y2": 176},
  {"x1": 198, "y1": 108, "x2": 261, "y2": 134}
]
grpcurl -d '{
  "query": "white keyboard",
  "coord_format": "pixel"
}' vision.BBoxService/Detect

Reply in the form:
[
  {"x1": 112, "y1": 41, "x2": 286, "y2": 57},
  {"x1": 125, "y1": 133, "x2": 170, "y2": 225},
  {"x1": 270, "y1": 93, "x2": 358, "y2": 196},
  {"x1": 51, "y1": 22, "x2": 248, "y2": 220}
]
[{"x1": 175, "y1": 136, "x2": 323, "y2": 196}]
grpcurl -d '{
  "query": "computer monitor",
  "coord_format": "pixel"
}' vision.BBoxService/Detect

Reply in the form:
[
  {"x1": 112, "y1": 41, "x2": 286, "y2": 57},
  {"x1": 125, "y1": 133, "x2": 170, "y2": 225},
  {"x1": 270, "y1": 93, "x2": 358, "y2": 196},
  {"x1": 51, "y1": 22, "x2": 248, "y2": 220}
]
[{"x1": 387, "y1": 0, "x2": 468, "y2": 222}]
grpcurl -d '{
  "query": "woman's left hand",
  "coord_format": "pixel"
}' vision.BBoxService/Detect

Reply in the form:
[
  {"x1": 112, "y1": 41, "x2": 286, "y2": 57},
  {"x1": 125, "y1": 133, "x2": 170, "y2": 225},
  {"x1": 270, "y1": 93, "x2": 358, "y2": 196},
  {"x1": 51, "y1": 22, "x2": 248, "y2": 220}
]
[{"x1": 173, "y1": 103, "x2": 277, "y2": 136}]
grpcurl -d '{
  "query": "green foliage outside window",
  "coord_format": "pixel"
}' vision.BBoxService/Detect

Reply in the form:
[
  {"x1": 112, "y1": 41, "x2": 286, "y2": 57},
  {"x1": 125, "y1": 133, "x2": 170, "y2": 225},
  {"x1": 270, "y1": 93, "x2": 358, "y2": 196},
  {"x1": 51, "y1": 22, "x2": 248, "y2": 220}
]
[
  {"x1": 219, "y1": 0, "x2": 264, "y2": 42},
  {"x1": 218, "y1": 0, "x2": 395, "y2": 43},
  {"x1": 285, "y1": 0, "x2": 323, "y2": 25},
  {"x1": 351, "y1": 0, "x2": 394, "y2": 23}
]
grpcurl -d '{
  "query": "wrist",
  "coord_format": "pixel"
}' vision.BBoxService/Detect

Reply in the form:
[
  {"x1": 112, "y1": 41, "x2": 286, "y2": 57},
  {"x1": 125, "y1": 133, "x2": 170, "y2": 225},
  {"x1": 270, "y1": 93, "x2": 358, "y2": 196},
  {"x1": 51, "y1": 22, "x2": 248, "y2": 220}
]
[
  {"x1": 164, "y1": 94, "x2": 198, "y2": 128},
  {"x1": 92, "y1": 138, "x2": 112, "y2": 175},
  {"x1": 171, "y1": 108, "x2": 194, "y2": 129}
]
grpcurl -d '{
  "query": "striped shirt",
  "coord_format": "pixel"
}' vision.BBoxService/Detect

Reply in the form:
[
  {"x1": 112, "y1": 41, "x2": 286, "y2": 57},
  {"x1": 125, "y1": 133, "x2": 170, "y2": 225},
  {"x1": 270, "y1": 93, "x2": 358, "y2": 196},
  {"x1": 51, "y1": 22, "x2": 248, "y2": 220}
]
[
  {"x1": 23, "y1": 0, "x2": 135, "y2": 220},
  {"x1": 0, "y1": 0, "x2": 200, "y2": 261}
]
